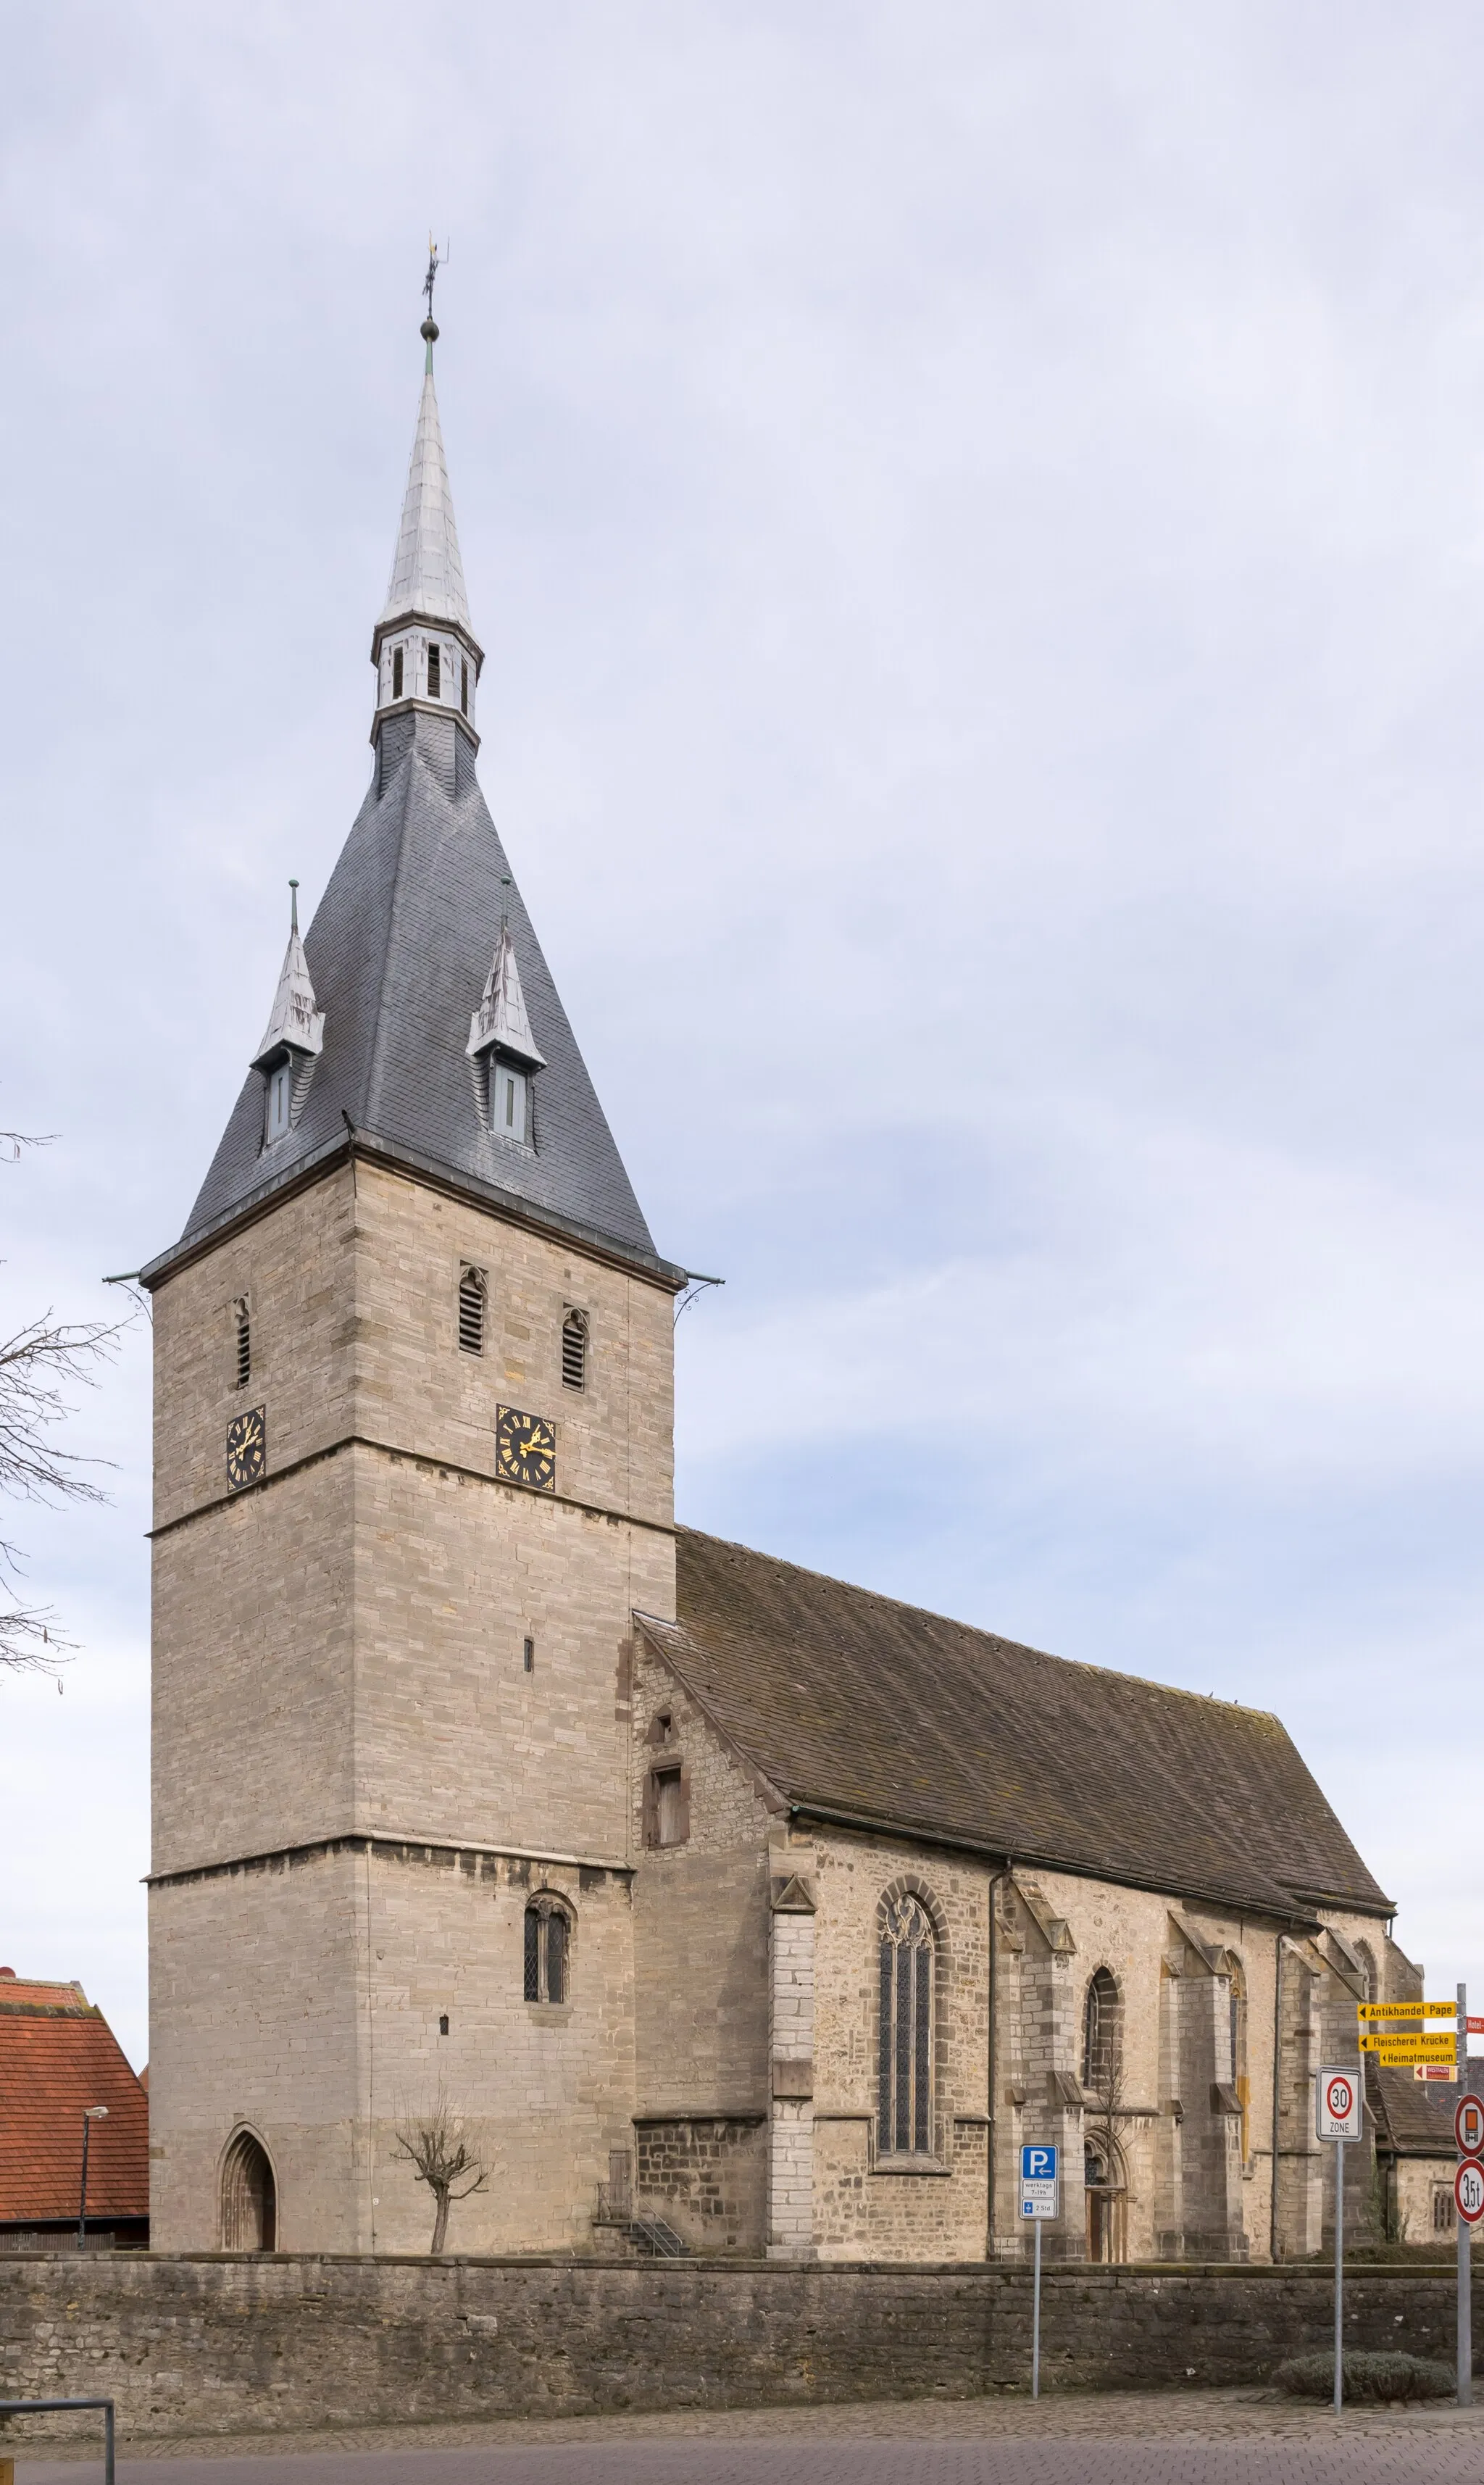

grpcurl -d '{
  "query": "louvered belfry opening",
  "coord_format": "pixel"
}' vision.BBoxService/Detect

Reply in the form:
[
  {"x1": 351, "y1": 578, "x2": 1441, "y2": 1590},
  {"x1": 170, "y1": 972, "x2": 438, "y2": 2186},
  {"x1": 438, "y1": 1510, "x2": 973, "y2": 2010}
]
[
  {"x1": 561, "y1": 1307, "x2": 588, "y2": 1391},
  {"x1": 220, "y1": 2129, "x2": 276, "y2": 2252},
  {"x1": 878, "y1": 1891, "x2": 934, "y2": 2156},
  {"x1": 233, "y1": 1298, "x2": 251, "y2": 1389},
  {"x1": 457, "y1": 1265, "x2": 486, "y2": 1355},
  {"x1": 427, "y1": 642, "x2": 441, "y2": 699}
]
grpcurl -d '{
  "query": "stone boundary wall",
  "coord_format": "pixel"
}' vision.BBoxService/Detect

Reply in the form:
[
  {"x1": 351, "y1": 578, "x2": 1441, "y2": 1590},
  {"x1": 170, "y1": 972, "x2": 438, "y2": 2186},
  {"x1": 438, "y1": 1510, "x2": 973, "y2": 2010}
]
[{"x1": 0, "y1": 2255, "x2": 1477, "y2": 2439}]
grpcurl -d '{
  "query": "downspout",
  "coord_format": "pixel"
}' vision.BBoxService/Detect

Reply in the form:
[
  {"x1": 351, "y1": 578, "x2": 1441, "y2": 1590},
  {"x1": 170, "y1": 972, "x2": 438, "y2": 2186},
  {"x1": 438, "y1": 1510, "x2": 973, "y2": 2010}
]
[
  {"x1": 1270, "y1": 1933, "x2": 1286, "y2": 2265},
  {"x1": 986, "y1": 1860, "x2": 1012, "y2": 2260}
]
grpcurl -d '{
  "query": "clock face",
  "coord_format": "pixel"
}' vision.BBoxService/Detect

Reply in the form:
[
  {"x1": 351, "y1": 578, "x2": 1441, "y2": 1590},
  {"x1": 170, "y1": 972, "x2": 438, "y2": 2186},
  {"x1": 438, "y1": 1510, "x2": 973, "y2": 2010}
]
[
  {"x1": 226, "y1": 1405, "x2": 266, "y2": 1492},
  {"x1": 496, "y1": 1404, "x2": 556, "y2": 1492}
]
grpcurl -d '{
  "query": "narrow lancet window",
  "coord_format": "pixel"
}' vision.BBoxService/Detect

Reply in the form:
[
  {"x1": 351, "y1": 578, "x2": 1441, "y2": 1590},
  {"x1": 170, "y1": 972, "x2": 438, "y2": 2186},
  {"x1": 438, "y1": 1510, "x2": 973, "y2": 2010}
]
[
  {"x1": 562, "y1": 1308, "x2": 588, "y2": 1391},
  {"x1": 233, "y1": 1297, "x2": 251, "y2": 1389},
  {"x1": 1081, "y1": 1968, "x2": 1120, "y2": 2098},
  {"x1": 427, "y1": 643, "x2": 441, "y2": 699},
  {"x1": 878, "y1": 1891, "x2": 934, "y2": 2156},
  {"x1": 391, "y1": 646, "x2": 404, "y2": 699},
  {"x1": 459, "y1": 659, "x2": 469, "y2": 716},
  {"x1": 457, "y1": 1264, "x2": 486, "y2": 1355}
]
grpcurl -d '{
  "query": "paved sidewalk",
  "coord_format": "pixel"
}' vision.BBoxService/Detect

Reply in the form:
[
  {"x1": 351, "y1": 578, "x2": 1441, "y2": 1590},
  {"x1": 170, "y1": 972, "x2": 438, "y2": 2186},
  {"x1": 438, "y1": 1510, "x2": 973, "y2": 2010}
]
[{"x1": 11, "y1": 2391, "x2": 1484, "y2": 2484}]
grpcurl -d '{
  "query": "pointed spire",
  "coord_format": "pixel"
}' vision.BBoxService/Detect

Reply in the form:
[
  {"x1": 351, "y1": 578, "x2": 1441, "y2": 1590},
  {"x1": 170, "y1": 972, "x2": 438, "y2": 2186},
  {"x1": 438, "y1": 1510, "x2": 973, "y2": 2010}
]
[
  {"x1": 252, "y1": 881, "x2": 325, "y2": 1067},
  {"x1": 467, "y1": 920, "x2": 545, "y2": 1067},
  {"x1": 379, "y1": 299, "x2": 471, "y2": 633}
]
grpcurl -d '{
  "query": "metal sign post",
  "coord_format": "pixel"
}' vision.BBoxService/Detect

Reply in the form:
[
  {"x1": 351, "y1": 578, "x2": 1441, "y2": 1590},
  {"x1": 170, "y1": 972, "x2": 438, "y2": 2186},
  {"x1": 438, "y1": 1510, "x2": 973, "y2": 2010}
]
[
  {"x1": 1019, "y1": 2144, "x2": 1059, "y2": 2402},
  {"x1": 1459, "y1": 1984, "x2": 1475, "y2": 2410},
  {"x1": 1316, "y1": 2067, "x2": 1362, "y2": 2412}
]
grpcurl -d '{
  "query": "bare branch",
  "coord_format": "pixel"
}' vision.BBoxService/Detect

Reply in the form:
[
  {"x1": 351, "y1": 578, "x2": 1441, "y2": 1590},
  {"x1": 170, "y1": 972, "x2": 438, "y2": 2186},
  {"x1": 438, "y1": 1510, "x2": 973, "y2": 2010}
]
[
  {"x1": 0, "y1": 1131, "x2": 136, "y2": 1678},
  {"x1": 0, "y1": 1310, "x2": 123, "y2": 1509}
]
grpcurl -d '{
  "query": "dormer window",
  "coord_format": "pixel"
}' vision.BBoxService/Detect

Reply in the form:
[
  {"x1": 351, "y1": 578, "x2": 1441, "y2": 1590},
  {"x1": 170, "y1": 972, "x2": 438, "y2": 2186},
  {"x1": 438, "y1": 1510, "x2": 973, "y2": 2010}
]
[
  {"x1": 427, "y1": 643, "x2": 441, "y2": 699},
  {"x1": 391, "y1": 646, "x2": 404, "y2": 699},
  {"x1": 491, "y1": 1057, "x2": 528, "y2": 1141},
  {"x1": 265, "y1": 1060, "x2": 293, "y2": 1144}
]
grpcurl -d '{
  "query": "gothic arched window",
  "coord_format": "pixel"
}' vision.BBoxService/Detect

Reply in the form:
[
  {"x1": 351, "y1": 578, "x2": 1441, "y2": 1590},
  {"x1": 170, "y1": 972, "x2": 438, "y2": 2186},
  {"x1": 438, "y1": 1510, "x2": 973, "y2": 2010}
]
[
  {"x1": 1081, "y1": 1968, "x2": 1120, "y2": 2097},
  {"x1": 524, "y1": 1894, "x2": 570, "y2": 2005},
  {"x1": 877, "y1": 1891, "x2": 934, "y2": 2156},
  {"x1": 1222, "y1": 1951, "x2": 1250, "y2": 2163}
]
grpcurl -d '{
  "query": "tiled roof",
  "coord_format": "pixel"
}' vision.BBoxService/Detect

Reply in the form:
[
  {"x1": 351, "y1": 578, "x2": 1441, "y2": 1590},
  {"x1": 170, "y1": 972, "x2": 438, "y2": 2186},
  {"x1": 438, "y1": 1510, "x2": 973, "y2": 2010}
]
[
  {"x1": 1367, "y1": 2057, "x2": 1471, "y2": 2157},
  {"x1": 0, "y1": 1975, "x2": 149, "y2": 2222},
  {"x1": 637, "y1": 1531, "x2": 1393, "y2": 1923}
]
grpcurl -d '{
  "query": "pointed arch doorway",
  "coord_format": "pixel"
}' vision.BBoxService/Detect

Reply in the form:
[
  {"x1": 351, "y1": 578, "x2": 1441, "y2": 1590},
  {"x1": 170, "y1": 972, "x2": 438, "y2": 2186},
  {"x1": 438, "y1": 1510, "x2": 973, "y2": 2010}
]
[{"x1": 220, "y1": 2129, "x2": 277, "y2": 2251}]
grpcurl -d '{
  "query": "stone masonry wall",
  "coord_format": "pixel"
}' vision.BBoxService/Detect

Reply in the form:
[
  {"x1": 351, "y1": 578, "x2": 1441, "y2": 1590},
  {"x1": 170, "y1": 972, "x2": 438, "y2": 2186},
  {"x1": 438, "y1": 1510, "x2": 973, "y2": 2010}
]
[{"x1": 0, "y1": 2255, "x2": 1477, "y2": 2441}]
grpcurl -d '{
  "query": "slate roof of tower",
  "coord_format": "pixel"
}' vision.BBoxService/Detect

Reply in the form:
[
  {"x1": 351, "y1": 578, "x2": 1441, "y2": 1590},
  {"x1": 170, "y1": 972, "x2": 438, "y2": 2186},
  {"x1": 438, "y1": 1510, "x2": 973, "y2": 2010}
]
[
  {"x1": 151, "y1": 343, "x2": 672, "y2": 1284},
  {"x1": 165, "y1": 715, "x2": 666, "y2": 1273},
  {"x1": 636, "y1": 1531, "x2": 1393, "y2": 1924}
]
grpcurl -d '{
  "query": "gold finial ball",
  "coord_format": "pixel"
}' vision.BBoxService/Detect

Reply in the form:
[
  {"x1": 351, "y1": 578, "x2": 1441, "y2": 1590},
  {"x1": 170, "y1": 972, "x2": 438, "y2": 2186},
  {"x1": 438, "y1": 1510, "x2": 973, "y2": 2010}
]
[{"x1": 420, "y1": 317, "x2": 439, "y2": 344}]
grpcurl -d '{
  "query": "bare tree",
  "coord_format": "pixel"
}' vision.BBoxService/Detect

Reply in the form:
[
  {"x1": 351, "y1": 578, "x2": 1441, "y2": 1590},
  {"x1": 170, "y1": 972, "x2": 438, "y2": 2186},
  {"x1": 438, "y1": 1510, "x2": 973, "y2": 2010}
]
[
  {"x1": 1, "y1": 1131, "x2": 125, "y2": 1676},
  {"x1": 393, "y1": 2086, "x2": 490, "y2": 2253}
]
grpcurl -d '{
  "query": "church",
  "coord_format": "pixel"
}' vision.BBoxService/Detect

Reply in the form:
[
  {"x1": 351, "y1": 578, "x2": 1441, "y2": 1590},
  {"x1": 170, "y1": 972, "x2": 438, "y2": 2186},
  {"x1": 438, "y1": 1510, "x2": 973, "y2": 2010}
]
[{"x1": 140, "y1": 296, "x2": 1417, "y2": 2271}]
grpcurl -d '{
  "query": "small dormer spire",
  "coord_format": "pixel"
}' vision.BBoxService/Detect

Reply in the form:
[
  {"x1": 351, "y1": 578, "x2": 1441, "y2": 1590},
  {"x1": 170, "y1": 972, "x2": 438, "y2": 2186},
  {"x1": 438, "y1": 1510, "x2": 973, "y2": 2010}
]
[
  {"x1": 467, "y1": 921, "x2": 545, "y2": 1068},
  {"x1": 252, "y1": 883, "x2": 325, "y2": 1071}
]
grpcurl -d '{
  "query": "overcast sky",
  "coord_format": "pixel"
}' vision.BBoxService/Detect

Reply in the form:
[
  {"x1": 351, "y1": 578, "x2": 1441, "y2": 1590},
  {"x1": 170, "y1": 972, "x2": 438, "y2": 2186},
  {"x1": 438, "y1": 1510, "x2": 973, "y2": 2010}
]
[{"x1": 3, "y1": 3, "x2": 1483, "y2": 2073}]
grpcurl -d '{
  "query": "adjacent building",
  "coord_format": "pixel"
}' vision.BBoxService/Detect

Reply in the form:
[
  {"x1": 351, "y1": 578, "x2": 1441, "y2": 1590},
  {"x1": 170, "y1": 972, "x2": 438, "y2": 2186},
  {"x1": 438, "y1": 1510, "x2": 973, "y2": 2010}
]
[
  {"x1": 140, "y1": 298, "x2": 1420, "y2": 2265},
  {"x1": 0, "y1": 1970, "x2": 149, "y2": 2251}
]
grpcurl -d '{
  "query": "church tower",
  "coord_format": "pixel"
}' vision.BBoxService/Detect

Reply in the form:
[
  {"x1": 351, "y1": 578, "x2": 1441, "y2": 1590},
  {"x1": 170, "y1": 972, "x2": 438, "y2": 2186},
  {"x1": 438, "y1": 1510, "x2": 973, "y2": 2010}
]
[{"x1": 143, "y1": 288, "x2": 685, "y2": 2253}]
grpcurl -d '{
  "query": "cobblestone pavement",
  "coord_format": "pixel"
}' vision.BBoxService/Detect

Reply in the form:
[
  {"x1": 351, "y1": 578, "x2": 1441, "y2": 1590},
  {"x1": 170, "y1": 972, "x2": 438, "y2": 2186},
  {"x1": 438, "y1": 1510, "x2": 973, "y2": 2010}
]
[{"x1": 12, "y1": 2392, "x2": 1484, "y2": 2485}]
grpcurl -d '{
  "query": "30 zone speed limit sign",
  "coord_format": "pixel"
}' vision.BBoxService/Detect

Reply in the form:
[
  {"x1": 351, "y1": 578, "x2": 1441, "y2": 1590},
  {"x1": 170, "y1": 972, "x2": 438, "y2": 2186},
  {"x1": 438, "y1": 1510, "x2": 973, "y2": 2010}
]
[
  {"x1": 1316, "y1": 2068, "x2": 1362, "y2": 2141},
  {"x1": 1457, "y1": 2160, "x2": 1484, "y2": 2228}
]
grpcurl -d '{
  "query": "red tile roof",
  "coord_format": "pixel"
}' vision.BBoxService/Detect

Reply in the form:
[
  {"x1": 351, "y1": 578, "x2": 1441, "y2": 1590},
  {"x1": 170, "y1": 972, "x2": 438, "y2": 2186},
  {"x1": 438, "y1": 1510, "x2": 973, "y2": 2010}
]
[{"x1": 0, "y1": 1969, "x2": 149, "y2": 2222}]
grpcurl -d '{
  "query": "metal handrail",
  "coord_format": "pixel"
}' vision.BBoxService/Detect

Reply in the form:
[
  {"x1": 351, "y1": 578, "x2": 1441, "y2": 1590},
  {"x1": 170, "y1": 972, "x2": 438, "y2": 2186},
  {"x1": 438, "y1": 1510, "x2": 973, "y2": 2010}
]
[{"x1": 0, "y1": 2397, "x2": 114, "y2": 2484}]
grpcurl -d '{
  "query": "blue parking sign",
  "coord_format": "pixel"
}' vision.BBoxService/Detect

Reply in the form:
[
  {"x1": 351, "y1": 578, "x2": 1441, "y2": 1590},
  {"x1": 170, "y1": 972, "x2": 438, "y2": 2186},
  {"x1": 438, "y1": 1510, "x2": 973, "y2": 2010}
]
[{"x1": 1020, "y1": 2144, "x2": 1058, "y2": 2184}]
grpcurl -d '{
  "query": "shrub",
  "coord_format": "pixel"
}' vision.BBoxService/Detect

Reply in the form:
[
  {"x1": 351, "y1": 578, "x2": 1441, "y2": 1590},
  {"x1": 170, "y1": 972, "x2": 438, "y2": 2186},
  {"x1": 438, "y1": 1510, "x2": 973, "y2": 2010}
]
[{"x1": 1272, "y1": 2350, "x2": 1454, "y2": 2403}]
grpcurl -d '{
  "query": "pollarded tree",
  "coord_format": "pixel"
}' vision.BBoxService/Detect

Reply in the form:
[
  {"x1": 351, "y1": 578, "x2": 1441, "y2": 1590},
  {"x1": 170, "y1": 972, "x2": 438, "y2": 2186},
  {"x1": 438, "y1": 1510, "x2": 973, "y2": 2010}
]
[{"x1": 393, "y1": 2087, "x2": 490, "y2": 2253}]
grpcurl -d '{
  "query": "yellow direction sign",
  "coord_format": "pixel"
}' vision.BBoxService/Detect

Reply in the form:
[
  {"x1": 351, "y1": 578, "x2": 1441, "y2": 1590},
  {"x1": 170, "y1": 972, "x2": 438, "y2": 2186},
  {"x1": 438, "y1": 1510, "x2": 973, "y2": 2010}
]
[
  {"x1": 1360, "y1": 2036, "x2": 1458, "y2": 2065},
  {"x1": 1356, "y1": 2000, "x2": 1457, "y2": 2021}
]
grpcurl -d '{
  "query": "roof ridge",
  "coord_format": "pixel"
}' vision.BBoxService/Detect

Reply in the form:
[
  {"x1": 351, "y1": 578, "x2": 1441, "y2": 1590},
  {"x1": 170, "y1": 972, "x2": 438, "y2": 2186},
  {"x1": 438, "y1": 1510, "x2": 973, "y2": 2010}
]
[{"x1": 676, "y1": 1525, "x2": 1279, "y2": 1723}]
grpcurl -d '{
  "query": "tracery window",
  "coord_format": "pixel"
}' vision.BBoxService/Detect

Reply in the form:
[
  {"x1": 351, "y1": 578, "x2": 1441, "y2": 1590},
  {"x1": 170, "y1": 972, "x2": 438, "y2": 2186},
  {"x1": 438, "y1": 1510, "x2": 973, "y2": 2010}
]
[
  {"x1": 1081, "y1": 1968, "x2": 1120, "y2": 2097},
  {"x1": 877, "y1": 1891, "x2": 934, "y2": 2156},
  {"x1": 524, "y1": 1894, "x2": 570, "y2": 2005}
]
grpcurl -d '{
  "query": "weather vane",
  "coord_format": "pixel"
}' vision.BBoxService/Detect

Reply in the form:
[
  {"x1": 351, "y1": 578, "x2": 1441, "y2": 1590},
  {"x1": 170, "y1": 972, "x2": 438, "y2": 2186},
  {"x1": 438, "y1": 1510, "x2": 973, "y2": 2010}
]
[{"x1": 422, "y1": 235, "x2": 449, "y2": 326}]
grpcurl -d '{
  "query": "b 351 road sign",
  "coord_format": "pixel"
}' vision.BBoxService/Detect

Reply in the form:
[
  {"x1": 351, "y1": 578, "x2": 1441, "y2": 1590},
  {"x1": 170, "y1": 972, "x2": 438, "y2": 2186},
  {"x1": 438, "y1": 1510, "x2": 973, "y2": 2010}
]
[
  {"x1": 1020, "y1": 2143, "x2": 1059, "y2": 2220},
  {"x1": 1456, "y1": 2160, "x2": 1484, "y2": 2228},
  {"x1": 1316, "y1": 2067, "x2": 1363, "y2": 2141},
  {"x1": 1457, "y1": 2094, "x2": 1484, "y2": 2159}
]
